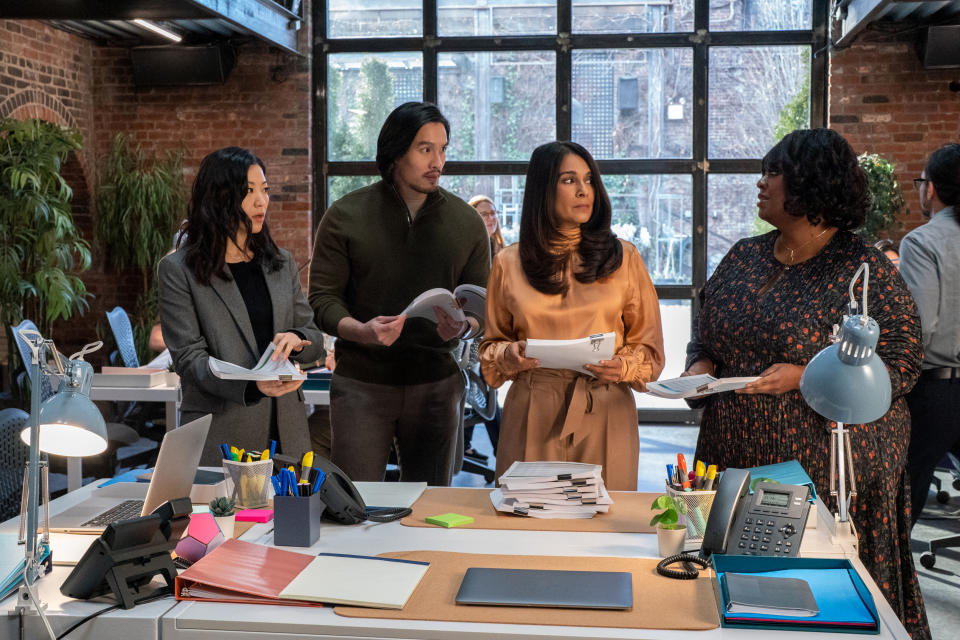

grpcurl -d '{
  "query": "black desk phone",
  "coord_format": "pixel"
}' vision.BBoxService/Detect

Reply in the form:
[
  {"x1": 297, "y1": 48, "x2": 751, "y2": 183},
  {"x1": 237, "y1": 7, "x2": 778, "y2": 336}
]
[{"x1": 702, "y1": 467, "x2": 811, "y2": 557}]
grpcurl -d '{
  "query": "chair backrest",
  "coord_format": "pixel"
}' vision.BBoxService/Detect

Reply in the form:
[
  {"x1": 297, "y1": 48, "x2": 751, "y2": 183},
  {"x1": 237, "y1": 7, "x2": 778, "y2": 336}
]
[
  {"x1": 0, "y1": 408, "x2": 29, "y2": 522},
  {"x1": 106, "y1": 306, "x2": 140, "y2": 368},
  {"x1": 10, "y1": 319, "x2": 55, "y2": 401}
]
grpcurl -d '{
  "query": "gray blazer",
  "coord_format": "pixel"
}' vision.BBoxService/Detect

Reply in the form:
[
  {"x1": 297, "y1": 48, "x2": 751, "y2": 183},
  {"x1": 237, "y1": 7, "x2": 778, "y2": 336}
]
[{"x1": 158, "y1": 248, "x2": 325, "y2": 466}]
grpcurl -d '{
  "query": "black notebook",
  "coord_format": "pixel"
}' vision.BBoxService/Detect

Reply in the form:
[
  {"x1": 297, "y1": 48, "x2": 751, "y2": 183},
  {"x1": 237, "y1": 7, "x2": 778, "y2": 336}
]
[
  {"x1": 455, "y1": 568, "x2": 633, "y2": 610},
  {"x1": 723, "y1": 572, "x2": 819, "y2": 617}
]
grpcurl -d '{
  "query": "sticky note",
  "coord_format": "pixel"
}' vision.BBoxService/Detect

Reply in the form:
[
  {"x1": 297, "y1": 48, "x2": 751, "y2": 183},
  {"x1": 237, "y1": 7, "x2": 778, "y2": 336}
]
[
  {"x1": 425, "y1": 513, "x2": 474, "y2": 528},
  {"x1": 235, "y1": 509, "x2": 273, "y2": 523}
]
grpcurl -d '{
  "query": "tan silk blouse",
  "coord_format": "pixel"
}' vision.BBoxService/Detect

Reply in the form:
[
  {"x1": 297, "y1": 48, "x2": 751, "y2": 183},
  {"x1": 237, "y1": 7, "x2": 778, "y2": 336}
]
[{"x1": 479, "y1": 239, "x2": 665, "y2": 389}]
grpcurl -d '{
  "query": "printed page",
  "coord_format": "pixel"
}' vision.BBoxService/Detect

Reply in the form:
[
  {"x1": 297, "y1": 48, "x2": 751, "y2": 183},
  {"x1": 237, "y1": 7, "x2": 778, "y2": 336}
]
[
  {"x1": 400, "y1": 288, "x2": 465, "y2": 323},
  {"x1": 524, "y1": 331, "x2": 615, "y2": 376},
  {"x1": 208, "y1": 343, "x2": 306, "y2": 381}
]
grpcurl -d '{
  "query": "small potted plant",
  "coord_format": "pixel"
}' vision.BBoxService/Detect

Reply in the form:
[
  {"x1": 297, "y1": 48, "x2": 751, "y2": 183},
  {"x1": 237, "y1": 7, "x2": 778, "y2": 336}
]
[
  {"x1": 209, "y1": 497, "x2": 236, "y2": 539},
  {"x1": 650, "y1": 495, "x2": 688, "y2": 557}
]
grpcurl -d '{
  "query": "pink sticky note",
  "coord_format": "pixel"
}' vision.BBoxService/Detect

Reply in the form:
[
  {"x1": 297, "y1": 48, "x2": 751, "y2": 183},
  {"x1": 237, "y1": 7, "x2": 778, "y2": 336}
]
[{"x1": 235, "y1": 509, "x2": 273, "y2": 523}]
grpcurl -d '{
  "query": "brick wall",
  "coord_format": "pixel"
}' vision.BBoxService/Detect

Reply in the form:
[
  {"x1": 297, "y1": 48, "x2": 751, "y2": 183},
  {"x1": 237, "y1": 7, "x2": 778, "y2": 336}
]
[
  {"x1": 830, "y1": 40, "x2": 960, "y2": 235},
  {"x1": 1, "y1": 19, "x2": 313, "y2": 371}
]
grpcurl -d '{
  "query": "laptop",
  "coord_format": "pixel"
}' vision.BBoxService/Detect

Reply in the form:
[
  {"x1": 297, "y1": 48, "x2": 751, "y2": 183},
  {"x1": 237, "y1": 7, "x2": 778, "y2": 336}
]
[
  {"x1": 455, "y1": 568, "x2": 633, "y2": 610},
  {"x1": 47, "y1": 415, "x2": 211, "y2": 534}
]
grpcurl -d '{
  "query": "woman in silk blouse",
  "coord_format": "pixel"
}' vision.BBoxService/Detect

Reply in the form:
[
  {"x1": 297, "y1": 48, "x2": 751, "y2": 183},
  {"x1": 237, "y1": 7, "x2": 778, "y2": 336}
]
[{"x1": 479, "y1": 141, "x2": 664, "y2": 490}]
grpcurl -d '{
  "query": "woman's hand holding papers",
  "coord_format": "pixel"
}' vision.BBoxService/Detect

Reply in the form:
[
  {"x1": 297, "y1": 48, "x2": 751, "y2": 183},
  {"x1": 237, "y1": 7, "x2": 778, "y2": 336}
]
[
  {"x1": 737, "y1": 362, "x2": 804, "y2": 395},
  {"x1": 584, "y1": 356, "x2": 624, "y2": 383},
  {"x1": 256, "y1": 377, "x2": 305, "y2": 397},
  {"x1": 271, "y1": 332, "x2": 313, "y2": 360},
  {"x1": 681, "y1": 358, "x2": 715, "y2": 378},
  {"x1": 503, "y1": 340, "x2": 540, "y2": 375}
]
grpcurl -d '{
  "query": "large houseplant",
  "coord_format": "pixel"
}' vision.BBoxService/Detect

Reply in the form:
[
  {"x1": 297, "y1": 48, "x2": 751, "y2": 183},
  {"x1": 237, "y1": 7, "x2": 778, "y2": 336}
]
[
  {"x1": 95, "y1": 134, "x2": 185, "y2": 363},
  {"x1": 857, "y1": 152, "x2": 904, "y2": 244},
  {"x1": 0, "y1": 117, "x2": 91, "y2": 397}
]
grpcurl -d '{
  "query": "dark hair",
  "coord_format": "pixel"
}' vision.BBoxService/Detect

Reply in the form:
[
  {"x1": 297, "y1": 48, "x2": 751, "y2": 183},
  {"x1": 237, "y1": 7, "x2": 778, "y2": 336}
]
[
  {"x1": 518, "y1": 141, "x2": 622, "y2": 295},
  {"x1": 925, "y1": 142, "x2": 960, "y2": 210},
  {"x1": 761, "y1": 128, "x2": 870, "y2": 230},
  {"x1": 179, "y1": 147, "x2": 283, "y2": 285},
  {"x1": 375, "y1": 102, "x2": 450, "y2": 182}
]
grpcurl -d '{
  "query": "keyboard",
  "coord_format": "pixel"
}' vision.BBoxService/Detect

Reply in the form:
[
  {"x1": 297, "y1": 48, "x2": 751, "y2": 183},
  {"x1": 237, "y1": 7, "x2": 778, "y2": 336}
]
[{"x1": 80, "y1": 499, "x2": 145, "y2": 527}]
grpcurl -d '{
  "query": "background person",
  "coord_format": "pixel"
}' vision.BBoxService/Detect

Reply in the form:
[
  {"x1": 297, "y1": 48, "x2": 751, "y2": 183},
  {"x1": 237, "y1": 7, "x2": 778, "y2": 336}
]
[
  {"x1": 159, "y1": 147, "x2": 325, "y2": 466},
  {"x1": 683, "y1": 128, "x2": 928, "y2": 638},
  {"x1": 309, "y1": 102, "x2": 490, "y2": 486},
  {"x1": 479, "y1": 141, "x2": 664, "y2": 491},
  {"x1": 900, "y1": 143, "x2": 960, "y2": 525}
]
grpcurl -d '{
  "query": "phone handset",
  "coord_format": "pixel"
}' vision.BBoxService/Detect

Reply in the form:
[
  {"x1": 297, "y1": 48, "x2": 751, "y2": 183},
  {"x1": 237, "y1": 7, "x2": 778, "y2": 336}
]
[{"x1": 701, "y1": 467, "x2": 751, "y2": 557}]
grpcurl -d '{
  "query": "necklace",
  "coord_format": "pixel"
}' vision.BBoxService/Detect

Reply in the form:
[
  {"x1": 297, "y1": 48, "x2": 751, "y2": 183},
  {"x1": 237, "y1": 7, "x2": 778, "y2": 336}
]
[{"x1": 778, "y1": 227, "x2": 830, "y2": 264}]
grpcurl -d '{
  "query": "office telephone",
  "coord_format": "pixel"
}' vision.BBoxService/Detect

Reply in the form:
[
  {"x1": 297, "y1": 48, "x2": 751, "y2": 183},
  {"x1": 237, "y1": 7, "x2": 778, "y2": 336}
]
[{"x1": 310, "y1": 456, "x2": 411, "y2": 524}]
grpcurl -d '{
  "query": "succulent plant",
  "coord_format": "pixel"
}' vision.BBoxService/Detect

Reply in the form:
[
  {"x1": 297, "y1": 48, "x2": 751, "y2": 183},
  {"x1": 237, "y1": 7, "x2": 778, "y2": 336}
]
[{"x1": 209, "y1": 496, "x2": 236, "y2": 517}]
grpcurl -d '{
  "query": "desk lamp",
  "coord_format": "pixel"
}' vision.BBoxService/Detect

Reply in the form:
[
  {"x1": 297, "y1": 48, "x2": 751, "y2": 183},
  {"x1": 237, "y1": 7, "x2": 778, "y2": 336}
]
[
  {"x1": 16, "y1": 329, "x2": 108, "y2": 638},
  {"x1": 799, "y1": 263, "x2": 891, "y2": 526}
]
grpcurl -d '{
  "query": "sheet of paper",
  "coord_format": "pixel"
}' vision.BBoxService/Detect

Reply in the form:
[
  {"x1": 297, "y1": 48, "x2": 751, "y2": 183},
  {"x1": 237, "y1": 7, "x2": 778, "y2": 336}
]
[
  {"x1": 208, "y1": 343, "x2": 306, "y2": 381},
  {"x1": 48, "y1": 533, "x2": 97, "y2": 566},
  {"x1": 645, "y1": 374, "x2": 760, "y2": 399},
  {"x1": 524, "y1": 332, "x2": 615, "y2": 376},
  {"x1": 355, "y1": 481, "x2": 427, "y2": 509},
  {"x1": 279, "y1": 553, "x2": 429, "y2": 609}
]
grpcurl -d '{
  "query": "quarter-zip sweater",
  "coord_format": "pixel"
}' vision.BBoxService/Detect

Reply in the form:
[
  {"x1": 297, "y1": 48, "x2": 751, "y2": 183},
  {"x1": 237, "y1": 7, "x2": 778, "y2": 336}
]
[{"x1": 309, "y1": 179, "x2": 490, "y2": 385}]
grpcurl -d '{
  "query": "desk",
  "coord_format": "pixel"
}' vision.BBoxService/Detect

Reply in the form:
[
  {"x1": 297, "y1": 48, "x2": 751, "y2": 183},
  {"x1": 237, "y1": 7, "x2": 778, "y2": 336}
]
[
  {"x1": 89, "y1": 383, "x2": 330, "y2": 432},
  {"x1": 1, "y1": 482, "x2": 911, "y2": 640}
]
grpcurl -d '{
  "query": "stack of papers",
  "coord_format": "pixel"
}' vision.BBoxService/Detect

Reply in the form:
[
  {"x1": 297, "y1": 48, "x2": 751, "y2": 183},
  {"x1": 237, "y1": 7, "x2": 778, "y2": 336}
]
[
  {"x1": 645, "y1": 374, "x2": 760, "y2": 399},
  {"x1": 93, "y1": 366, "x2": 176, "y2": 388},
  {"x1": 524, "y1": 332, "x2": 615, "y2": 377},
  {"x1": 491, "y1": 461, "x2": 612, "y2": 519},
  {"x1": 208, "y1": 343, "x2": 305, "y2": 381}
]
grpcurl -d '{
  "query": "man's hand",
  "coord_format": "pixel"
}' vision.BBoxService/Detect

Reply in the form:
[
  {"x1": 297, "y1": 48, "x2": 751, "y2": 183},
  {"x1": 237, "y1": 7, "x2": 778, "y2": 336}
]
[
  {"x1": 503, "y1": 340, "x2": 540, "y2": 374},
  {"x1": 737, "y1": 363, "x2": 804, "y2": 395},
  {"x1": 434, "y1": 306, "x2": 466, "y2": 341},
  {"x1": 681, "y1": 358, "x2": 715, "y2": 377},
  {"x1": 337, "y1": 315, "x2": 406, "y2": 346},
  {"x1": 584, "y1": 356, "x2": 624, "y2": 383},
  {"x1": 271, "y1": 332, "x2": 312, "y2": 360},
  {"x1": 256, "y1": 378, "x2": 305, "y2": 397}
]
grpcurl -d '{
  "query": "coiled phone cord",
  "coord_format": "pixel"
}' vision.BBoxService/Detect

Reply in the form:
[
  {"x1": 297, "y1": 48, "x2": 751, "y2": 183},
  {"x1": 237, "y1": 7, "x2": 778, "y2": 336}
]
[{"x1": 655, "y1": 552, "x2": 711, "y2": 579}]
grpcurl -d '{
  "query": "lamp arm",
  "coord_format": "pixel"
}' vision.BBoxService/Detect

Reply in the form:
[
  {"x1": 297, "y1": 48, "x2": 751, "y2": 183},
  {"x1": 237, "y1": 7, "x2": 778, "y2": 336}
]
[{"x1": 847, "y1": 263, "x2": 870, "y2": 323}]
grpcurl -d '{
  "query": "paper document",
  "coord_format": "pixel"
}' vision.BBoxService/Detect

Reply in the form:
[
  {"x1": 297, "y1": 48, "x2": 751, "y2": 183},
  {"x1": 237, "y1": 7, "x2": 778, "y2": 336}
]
[
  {"x1": 208, "y1": 343, "x2": 305, "y2": 381},
  {"x1": 401, "y1": 284, "x2": 485, "y2": 324},
  {"x1": 645, "y1": 374, "x2": 760, "y2": 399},
  {"x1": 524, "y1": 332, "x2": 615, "y2": 376},
  {"x1": 355, "y1": 481, "x2": 427, "y2": 509},
  {"x1": 278, "y1": 553, "x2": 429, "y2": 609}
]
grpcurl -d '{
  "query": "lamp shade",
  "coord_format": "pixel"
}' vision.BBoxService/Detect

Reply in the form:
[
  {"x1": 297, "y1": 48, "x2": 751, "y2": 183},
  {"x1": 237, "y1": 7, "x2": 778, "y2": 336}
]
[
  {"x1": 799, "y1": 314, "x2": 891, "y2": 424},
  {"x1": 21, "y1": 359, "x2": 108, "y2": 457}
]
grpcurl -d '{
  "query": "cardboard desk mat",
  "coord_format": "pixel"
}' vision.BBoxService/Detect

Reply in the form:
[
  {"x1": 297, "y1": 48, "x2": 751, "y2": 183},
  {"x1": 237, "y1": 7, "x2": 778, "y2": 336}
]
[
  {"x1": 334, "y1": 550, "x2": 719, "y2": 630},
  {"x1": 401, "y1": 487, "x2": 659, "y2": 533}
]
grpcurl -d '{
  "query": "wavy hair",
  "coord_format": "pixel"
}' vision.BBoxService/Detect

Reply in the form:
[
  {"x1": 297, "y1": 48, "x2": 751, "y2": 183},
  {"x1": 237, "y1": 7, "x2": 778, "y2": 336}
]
[
  {"x1": 179, "y1": 147, "x2": 283, "y2": 285},
  {"x1": 518, "y1": 141, "x2": 622, "y2": 295},
  {"x1": 762, "y1": 128, "x2": 870, "y2": 230}
]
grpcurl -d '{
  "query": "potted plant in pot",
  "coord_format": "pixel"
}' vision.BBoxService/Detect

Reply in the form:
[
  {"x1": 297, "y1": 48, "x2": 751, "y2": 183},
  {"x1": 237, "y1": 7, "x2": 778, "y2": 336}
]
[
  {"x1": 650, "y1": 495, "x2": 688, "y2": 557},
  {"x1": 209, "y1": 497, "x2": 236, "y2": 539}
]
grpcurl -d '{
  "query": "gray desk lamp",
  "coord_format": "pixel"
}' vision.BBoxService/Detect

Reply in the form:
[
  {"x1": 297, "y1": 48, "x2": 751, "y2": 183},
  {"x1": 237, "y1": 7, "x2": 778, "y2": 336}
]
[
  {"x1": 16, "y1": 329, "x2": 108, "y2": 638},
  {"x1": 799, "y1": 263, "x2": 891, "y2": 525}
]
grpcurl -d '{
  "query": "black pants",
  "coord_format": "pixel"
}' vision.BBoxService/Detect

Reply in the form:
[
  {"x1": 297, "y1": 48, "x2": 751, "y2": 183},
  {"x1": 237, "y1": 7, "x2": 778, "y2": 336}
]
[{"x1": 907, "y1": 375, "x2": 960, "y2": 524}]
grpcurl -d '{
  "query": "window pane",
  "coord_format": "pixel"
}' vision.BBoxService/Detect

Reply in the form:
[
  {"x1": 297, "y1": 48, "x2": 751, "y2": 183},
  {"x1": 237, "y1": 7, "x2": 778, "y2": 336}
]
[
  {"x1": 710, "y1": 0, "x2": 811, "y2": 31},
  {"x1": 634, "y1": 300, "x2": 692, "y2": 409},
  {"x1": 327, "y1": 1, "x2": 422, "y2": 38},
  {"x1": 573, "y1": 0, "x2": 694, "y2": 33},
  {"x1": 439, "y1": 175, "x2": 526, "y2": 245},
  {"x1": 605, "y1": 174, "x2": 692, "y2": 285},
  {"x1": 707, "y1": 174, "x2": 769, "y2": 276},
  {"x1": 327, "y1": 53, "x2": 423, "y2": 161},
  {"x1": 327, "y1": 175, "x2": 380, "y2": 206},
  {"x1": 438, "y1": 0, "x2": 555, "y2": 36},
  {"x1": 708, "y1": 46, "x2": 810, "y2": 159},
  {"x1": 439, "y1": 51, "x2": 555, "y2": 162},
  {"x1": 572, "y1": 49, "x2": 692, "y2": 159}
]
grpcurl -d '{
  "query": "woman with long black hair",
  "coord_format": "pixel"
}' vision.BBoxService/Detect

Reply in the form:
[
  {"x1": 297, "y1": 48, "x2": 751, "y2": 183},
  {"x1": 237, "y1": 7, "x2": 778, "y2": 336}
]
[
  {"x1": 159, "y1": 147, "x2": 324, "y2": 465},
  {"x1": 479, "y1": 141, "x2": 664, "y2": 490}
]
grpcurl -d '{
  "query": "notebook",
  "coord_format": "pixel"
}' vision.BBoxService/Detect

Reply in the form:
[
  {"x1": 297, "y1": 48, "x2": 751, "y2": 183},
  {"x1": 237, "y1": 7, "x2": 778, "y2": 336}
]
[
  {"x1": 47, "y1": 415, "x2": 211, "y2": 533},
  {"x1": 723, "y1": 573, "x2": 819, "y2": 617},
  {"x1": 279, "y1": 553, "x2": 429, "y2": 609},
  {"x1": 455, "y1": 568, "x2": 633, "y2": 610}
]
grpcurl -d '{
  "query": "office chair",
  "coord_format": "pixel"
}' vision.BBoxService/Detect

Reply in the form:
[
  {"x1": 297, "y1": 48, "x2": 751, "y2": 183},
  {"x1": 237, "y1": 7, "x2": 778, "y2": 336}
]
[
  {"x1": 105, "y1": 306, "x2": 166, "y2": 441},
  {"x1": 919, "y1": 451, "x2": 960, "y2": 569},
  {"x1": 458, "y1": 338, "x2": 497, "y2": 484},
  {"x1": 0, "y1": 408, "x2": 30, "y2": 522},
  {"x1": 106, "y1": 306, "x2": 140, "y2": 368}
]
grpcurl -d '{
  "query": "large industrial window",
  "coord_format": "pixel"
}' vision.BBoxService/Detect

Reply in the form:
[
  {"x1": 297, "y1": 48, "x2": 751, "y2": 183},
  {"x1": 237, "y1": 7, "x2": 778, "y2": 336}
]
[{"x1": 313, "y1": 0, "x2": 828, "y2": 420}]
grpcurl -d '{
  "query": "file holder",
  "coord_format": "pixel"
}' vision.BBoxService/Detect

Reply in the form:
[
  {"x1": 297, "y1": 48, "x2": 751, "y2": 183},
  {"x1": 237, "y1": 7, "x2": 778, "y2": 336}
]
[
  {"x1": 665, "y1": 484, "x2": 716, "y2": 545},
  {"x1": 274, "y1": 491, "x2": 325, "y2": 547},
  {"x1": 222, "y1": 458, "x2": 273, "y2": 508}
]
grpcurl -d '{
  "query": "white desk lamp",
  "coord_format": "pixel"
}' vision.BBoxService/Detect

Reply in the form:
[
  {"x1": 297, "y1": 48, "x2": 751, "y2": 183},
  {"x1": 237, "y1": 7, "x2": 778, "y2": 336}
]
[
  {"x1": 799, "y1": 263, "x2": 891, "y2": 530},
  {"x1": 16, "y1": 329, "x2": 108, "y2": 638}
]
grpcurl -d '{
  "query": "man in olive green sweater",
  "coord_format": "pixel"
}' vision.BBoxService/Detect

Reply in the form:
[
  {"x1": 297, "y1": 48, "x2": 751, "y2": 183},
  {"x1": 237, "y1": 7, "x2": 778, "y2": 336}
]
[{"x1": 309, "y1": 102, "x2": 490, "y2": 486}]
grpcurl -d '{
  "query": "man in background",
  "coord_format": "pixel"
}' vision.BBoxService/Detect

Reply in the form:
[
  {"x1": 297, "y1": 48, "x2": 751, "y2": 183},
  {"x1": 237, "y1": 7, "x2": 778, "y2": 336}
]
[{"x1": 900, "y1": 143, "x2": 960, "y2": 524}]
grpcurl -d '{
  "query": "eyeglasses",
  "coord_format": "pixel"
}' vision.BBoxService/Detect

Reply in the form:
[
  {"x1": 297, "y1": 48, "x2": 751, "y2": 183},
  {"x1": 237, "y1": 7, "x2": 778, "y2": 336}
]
[
  {"x1": 478, "y1": 210, "x2": 498, "y2": 219},
  {"x1": 913, "y1": 178, "x2": 928, "y2": 191}
]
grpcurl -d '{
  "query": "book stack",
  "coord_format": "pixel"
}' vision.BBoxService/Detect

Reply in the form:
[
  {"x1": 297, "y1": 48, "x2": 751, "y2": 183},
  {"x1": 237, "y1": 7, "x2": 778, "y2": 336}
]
[{"x1": 490, "y1": 461, "x2": 612, "y2": 519}]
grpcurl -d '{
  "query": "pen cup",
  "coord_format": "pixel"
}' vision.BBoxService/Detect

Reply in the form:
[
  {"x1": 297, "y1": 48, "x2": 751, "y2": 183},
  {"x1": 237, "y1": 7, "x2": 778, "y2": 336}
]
[
  {"x1": 274, "y1": 491, "x2": 325, "y2": 547},
  {"x1": 665, "y1": 484, "x2": 717, "y2": 544},
  {"x1": 222, "y1": 459, "x2": 273, "y2": 508}
]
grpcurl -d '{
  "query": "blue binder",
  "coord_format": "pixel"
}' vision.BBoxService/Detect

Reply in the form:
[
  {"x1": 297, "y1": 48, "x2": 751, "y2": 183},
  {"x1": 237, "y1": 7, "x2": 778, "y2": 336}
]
[{"x1": 711, "y1": 555, "x2": 880, "y2": 634}]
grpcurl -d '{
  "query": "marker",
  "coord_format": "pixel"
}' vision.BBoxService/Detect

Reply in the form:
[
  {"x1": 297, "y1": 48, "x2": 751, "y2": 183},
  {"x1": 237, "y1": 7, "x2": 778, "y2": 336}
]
[
  {"x1": 694, "y1": 460, "x2": 705, "y2": 490},
  {"x1": 301, "y1": 451, "x2": 314, "y2": 470},
  {"x1": 677, "y1": 453, "x2": 691, "y2": 491},
  {"x1": 703, "y1": 464, "x2": 717, "y2": 491},
  {"x1": 666, "y1": 464, "x2": 675, "y2": 488}
]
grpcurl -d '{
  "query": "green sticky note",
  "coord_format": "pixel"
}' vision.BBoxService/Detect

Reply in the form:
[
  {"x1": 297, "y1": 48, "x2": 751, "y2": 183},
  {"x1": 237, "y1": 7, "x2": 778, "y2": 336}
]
[{"x1": 425, "y1": 513, "x2": 474, "y2": 528}]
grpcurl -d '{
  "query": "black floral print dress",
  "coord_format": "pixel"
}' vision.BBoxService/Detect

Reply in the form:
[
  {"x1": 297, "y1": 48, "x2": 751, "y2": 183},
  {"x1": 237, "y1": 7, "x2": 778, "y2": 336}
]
[{"x1": 688, "y1": 230, "x2": 929, "y2": 639}]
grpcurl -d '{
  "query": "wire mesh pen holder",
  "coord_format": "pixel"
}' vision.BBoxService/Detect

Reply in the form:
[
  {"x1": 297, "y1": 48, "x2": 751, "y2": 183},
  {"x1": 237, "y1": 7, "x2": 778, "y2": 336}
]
[
  {"x1": 222, "y1": 459, "x2": 273, "y2": 508},
  {"x1": 665, "y1": 484, "x2": 716, "y2": 543}
]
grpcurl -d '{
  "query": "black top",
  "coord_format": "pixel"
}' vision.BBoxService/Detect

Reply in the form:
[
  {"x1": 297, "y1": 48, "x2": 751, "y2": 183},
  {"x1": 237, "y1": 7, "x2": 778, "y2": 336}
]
[{"x1": 228, "y1": 260, "x2": 274, "y2": 355}]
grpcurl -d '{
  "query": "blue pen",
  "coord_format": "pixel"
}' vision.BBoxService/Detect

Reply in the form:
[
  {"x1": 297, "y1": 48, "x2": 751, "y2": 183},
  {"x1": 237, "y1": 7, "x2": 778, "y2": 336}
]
[
  {"x1": 666, "y1": 464, "x2": 674, "y2": 487},
  {"x1": 220, "y1": 443, "x2": 231, "y2": 460},
  {"x1": 284, "y1": 469, "x2": 298, "y2": 496},
  {"x1": 268, "y1": 440, "x2": 277, "y2": 459},
  {"x1": 311, "y1": 468, "x2": 326, "y2": 494},
  {"x1": 271, "y1": 475, "x2": 282, "y2": 495}
]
